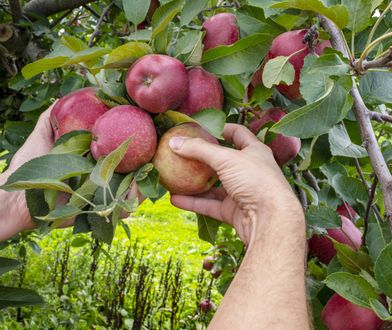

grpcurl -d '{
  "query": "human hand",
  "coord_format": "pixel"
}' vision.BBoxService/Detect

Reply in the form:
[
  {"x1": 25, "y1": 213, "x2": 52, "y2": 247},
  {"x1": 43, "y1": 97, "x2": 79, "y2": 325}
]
[{"x1": 169, "y1": 124, "x2": 303, "y2": 246}]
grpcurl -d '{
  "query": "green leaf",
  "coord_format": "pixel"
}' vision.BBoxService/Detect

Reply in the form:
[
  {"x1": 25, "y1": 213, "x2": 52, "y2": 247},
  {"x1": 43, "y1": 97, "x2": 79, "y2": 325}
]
[
  {"x1": 68, "y1": 179, "x2": 98, "y2": 209},
  {"x1": 117, "y1": 199, "x2": 138, "y2": 213},
  {"x1": 123, "y1": 0, "x2": 151, "y2": 25},
  {"x1": 202, "y1": 33, "x2": 273, "y2": 76},
  {"x1": 65, "y1": 47, "x2": 110, "y2": 66},
  {"x1": 0, "y1": 258, "x2": 21, "y2": 276},
  {"x1": 88, "y1": 212, "x2": 114, "y2": 245},
  {"x1": 21, "y1": 56, "x2": 69, "y2": 79},
  {"x1": 262, "y1": 56, "x2": 295, "y2": 89},
  {"x1": 324, "y1": 272, "x2": 378, "y2": 308},
  {"x1": 136, "y1": 168, "x2": 160, "y2": 199},
  {"x1": 104, "y1": 41, "x2": 152, "y2": 68},
  {"x1": 135, "y1": 163, "x2": 154, "y2": 181},
  {"x1": 50, "y1": 132, "x2": 92, "y2": 155},
  {"x1": 375, "y1": 242, "x2": 392, "y2": 298},
  {"x1": 71, "y1": 236, "x2": 90, "y2": 248},
  {"x1": 197, "y1": 214, "x2": 221, "y2": 244},
  {"x1": 271, "y1": 0, "x2": 349, "y2": 29},
  {"x1": 61, "y1": 36, "x2": 88, "y2": 52},
  {"x1": 0, "y1": 287, "x2": 44, "y2": 309},
  {"x1": 306, "y1": 205, "x2": 341, "y2": 228},
  {"x1": 334, "y1": 242, "x2": 373, "y2": 274},
  {"x1": 2, "y1": 154, "x2": 94, "y2": 186},
  {"x1": 271, "y1": 85, "x2": 352, "y2": 138},
  {"x1": 370, "y1": 299, "x2": 392, "y2": 321},
  {"x1": 359, "y1": 71, "x2": 392, "y2": 106},
  {"x1": 26, "y1": 189, "x2": 49, "y2": 222},
  {"x1": 90, "y1": 138, "x2": 132, "y2": 188},
  {"x1": 116, "y1": 173, "x2": 134, "y2": 198},
  {"x1": 1, "y1": 178, "x2": 74, "y2": 193},
  {"x1": 151, "y1": 0, "x2": 185, "y2": 39},
  {"x1": 192, "y1": 109, "x2": 226, "y2": 138},
  {"x1": 367, "y1": 222, "x2": 392, "y2": 263},
  {"x1": 329, "y1": 124, "x2": 368, "y2": 158},
  {"x1": 180, "y1": 0, "x2": 208, "y2": 25},
  {"x1": 164, "y1": 110, "x2": 196, "y2": 125},
  {"x1": 331, "y1": 174, "x2": 368, "y2": 209},
  {"x1": 341, "y1": 0, "x2": 372, "y2": 33},
  {"x1": 300, "y1": 51, "x2": 350, "y2": 104},
  {"x1": 37, "y1": 205, "x2": 81, "y2": 222}
]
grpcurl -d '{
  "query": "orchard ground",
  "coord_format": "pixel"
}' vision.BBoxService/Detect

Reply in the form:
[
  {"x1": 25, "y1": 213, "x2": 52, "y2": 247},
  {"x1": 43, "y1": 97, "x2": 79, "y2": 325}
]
[{"x1": 0, "y1": 194, "x2": 221, "y2": 328}]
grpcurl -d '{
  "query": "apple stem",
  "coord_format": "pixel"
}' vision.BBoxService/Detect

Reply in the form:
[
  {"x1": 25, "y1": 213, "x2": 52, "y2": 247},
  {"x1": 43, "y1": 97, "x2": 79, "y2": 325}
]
[{"x1": 73, "y1": 191, "x2": 97, "y2": 208}]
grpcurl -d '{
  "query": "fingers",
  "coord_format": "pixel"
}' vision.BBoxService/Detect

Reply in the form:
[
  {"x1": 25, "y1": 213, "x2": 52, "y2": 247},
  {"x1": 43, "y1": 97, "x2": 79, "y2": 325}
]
[
  {"x1": 223, "y1": 124, "x2": 261, "y2": 150},
  {"x1": 195, "y1": 187, "x2": 227, "y2": 201},
  {"x1": 169, "y1": 136, "x2": 229, "y2": 169},
  {"x1": 171, "y1": 195, "x2": 226, "y2": 223},
  {"x1": 29, "y1": 103, "x2": 56, "y2": 144}
]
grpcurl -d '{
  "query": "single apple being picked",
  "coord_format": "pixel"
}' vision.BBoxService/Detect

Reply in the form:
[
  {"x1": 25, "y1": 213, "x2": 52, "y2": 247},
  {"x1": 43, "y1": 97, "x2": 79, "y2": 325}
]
[
  {"x1": 251, "y1": 29, "x2": 331, "y2": 100},
  {"x1": 202, "y1": 13, "x2": 239, "y2": 51},
  {"x1": 91, "y1": 105, "x2": 157, "y2": 173},
  {"x1": 322, "y1": 294, "x2": 383, "y2": 330},
  {"x1": 125, "y1": 54, "x2": 189, "y2": 114},
  {"x1": 50, "y1": 87, "x2": 109, "y2": 141},
  {"x1": 308, "y1": 215, "x2": 362, "y2": 264},
  {"x1": 153, "y1": 123, "x2": 218, "y2": 195},
  {"x1": 248, "y1": 108, "x2": 301, "y2": 166},
  {"x1": 178, "y1": 67, "x2": 224, "y2": 116}
]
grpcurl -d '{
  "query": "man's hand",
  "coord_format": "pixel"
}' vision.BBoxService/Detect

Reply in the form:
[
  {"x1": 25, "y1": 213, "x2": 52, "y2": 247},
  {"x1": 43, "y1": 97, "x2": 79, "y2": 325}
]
[
  {"x1": 0, "y1": 108, "x2": 55, "y2": 241},
  {"x1": 169, "y1": 123, "x2": 302, "y2": 246}
]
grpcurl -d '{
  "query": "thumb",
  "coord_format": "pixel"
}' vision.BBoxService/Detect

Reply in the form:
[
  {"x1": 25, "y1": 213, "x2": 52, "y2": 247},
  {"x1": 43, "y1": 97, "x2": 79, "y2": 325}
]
[{"x1": 169, "y1": 136, "x2": 227, "y2": 170}]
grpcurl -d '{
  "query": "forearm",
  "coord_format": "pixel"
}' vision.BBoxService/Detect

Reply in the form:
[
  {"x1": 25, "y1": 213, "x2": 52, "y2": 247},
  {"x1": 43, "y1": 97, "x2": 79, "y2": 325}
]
[{"x1": 209, "y1": 200, "x2": 309, "y2": 330}]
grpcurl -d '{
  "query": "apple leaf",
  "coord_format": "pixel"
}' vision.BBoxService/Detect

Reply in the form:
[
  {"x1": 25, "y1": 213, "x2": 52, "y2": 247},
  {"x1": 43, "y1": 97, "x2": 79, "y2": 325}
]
[
  {"x1": 197, "y1": 214, "x2": 221, "y2": 244},
  {"x1": 0, "y1": 287, "x2": 44, "y2": 309},
  {"x1": 324, "y1": 272, "x2": 378, "y2": 308},
  {"x1": 103, "y1": 41, "x2": 153, "y2": 68},
  {"x1": 271, "y1": 85, "x2": 352, "y2": 138},
  {"x1": 165, "y1": 110, "x2": 196, "y2": 125},
  {"x1": 0, "y1": 258, "x2": 21, "y2": 276},
  {"x1": 1, "y1": 154, "x2": 94, "y2": 186},
  {"x1": 331, "y1": 174, "x2": 368, "y2": 210},
  {"x1": 334, "y1": 241, "x2": 373, "y2": 274},
  {"x1": 123, "y1": 0, "x2": 151, "y2": 26},
  {"x1": 88, "y1": 212, "x2": 114, "y2": 245},
  {"x1": 21, "y1": 56, "x2": 69, "y2": 79},
  {"x1": 151, "y1": 0, "x2": 185, "y2": 39},
  {"x1": 271, "y1": 0, "x2": 349, "y2": 29},
  {"x1": 262, "y1": 56, "x2": 295, "y2": 89},
  {"x1": 192, "y1": 109, "x2": 226, "y2": 139},
  {"x1": 61, "y1": 36, "x2": 88, "y2": 52},
  {"x1": 366, "y1": 222, "x2": 392, "y2": 263},
  {"x1": 180, "y1": 0, "x2": 208, "y2": 26},
  {"x1": 37, "y1": 205, "x2": 81, "y2": 222},
  {"x1": 116, "y1": 173, "x2": 134, "y2": 198},
  {"x1": 1, "y1": 178, "x2": 74, "y2": 194},
  {"x1": 90, "y1": 138, "x2": 132, "y2": 188},
  {"x1": 50, "y1": 131, "x2": 92, "y2": 155},
  {"x1": 201, "y1": 33, "x2": 273, "y2": 76},
  {"x1": 65, "y1": 47, "x2": 110, "y2": 66},
  {"x1": 370, "y1": 299, "x2": 392, "y2": 321},
  {"x1": 68, "y1": 179, "x2": 98, "y2": 209},
  {"x1": 305, "y1": 205, "x2": 341, "y2": 229},
  {"x1": 328, "y1": 124, "x2": 367, "y2": 158},
  {"x1": 341, "y1": 0, "x2": 372, "y2": 33},
  {"x1": 375, "y1": 242, "x2": 392, "y2": 299},
  {"x1": 136, "y1": 168, "x2": 160, "y2": 199}
]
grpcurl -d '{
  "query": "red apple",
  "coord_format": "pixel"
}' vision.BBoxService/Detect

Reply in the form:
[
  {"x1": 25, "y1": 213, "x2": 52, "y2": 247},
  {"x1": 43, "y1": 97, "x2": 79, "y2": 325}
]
[
  {"x1": 308, "y1": 216, "x2": 362, "y2": 264},
  {"x1": 152, "y1": 123, "x2": 218, "y2": 195},
  {"x1": 322, "y1": 294, "x2": 383, "y2": 330},
  {"x1": 50, "y1": 87, "x2": 109, "y2": 141},
  {"x1": 91, "y1": 105, "x2": 157, "y2": 173},
  {"x1": 200, "y1": 299, "x2": 215, "y2": 313},
  {"x1": 203, "y1": 256, "x2": 215, "y2": 271},
  {"x1": 251, "y1": 29, "x2": 331, "y2": 100},
  {"x1": 125, "y1": 54, "x2": 189, "y2": 114},
  {"x1": 148, "y1": 0, "x2": 160, "y2": 18},
  {"x1": 178, "y1": 67, "x2": 224, "y2": 116},
  {"x1": 337, "y1": 202, "x2": 357, "y2": 220},
  {"x1": 202, "y1": 13, "x2": 239, "y2": 51},
  {"x1": 248, "y1": 108, "x2": 301, "y2": 166}
]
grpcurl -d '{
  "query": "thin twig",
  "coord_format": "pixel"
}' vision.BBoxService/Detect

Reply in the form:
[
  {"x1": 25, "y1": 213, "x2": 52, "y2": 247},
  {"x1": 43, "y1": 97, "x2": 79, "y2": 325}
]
[
  {"x1": 363, "y1": 176, "x2": 379, "y2": 245},
  {"x1": 88, "y1": 1, "x2": 113, "y2": 48},
  {"x1": 369, "y1": 111, "x2": 392, "y2": 124},
  {"x1": 303, "y1": 170, "x2": 320, "y2": 192},
  {"x1": 289, "y1": 164, "x2": 308, "y2": 211},
  {"x1": 320, "y1": 15, "x2": 392, "y2": 226},
  {"x1": 50, "y1": 9, "x2": 73, "y2": 28},
  {"x1": 82, "y1": 4, "x2": 101, "y2": 20},
  {"x1": 356, "y1": 47, "x2": 392, "y2": 72}
]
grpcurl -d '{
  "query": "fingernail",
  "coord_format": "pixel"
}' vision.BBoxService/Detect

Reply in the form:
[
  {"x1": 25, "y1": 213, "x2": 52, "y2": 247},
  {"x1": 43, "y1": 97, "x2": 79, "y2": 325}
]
[{"x1": 169, "y1": 137, "x2": 185, "y2": 151}]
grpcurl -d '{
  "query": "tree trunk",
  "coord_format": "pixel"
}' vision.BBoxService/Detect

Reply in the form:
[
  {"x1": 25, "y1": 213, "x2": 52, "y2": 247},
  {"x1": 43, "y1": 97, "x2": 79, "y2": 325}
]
[{"x1": 23, "y1": 0, "x2": 98, "y2": 18}]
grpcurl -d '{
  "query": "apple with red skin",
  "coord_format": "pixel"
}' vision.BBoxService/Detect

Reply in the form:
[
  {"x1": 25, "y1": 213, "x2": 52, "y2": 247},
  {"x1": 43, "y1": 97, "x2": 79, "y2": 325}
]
[
  {"x1": 125, "y1": 54, "x2": 189, "y2": 114},
  {"x1": 251, "y1": 29, "x2": 331, "y2": 100},
  {"x1": 178, "y1": 67, "x2": 224, "y2": 116},
  {"x1": 248, "y1": 108, "x2": 301, "y2": 166},
  {"x1": 308, "y1": 216, "x2": 362, "y2": 264},
  {"x1": 203, "y1": 256, "x2": 215, "y2": 271},
  {"x1": 50, "y1": 87, "x2": 109, "y2": 141},
  {"x1": 200, "y1": 299, "x2": 215, "y2": 313},
  {"x1": 322, "y1": 294, "x2": 383, "y2": 330},
  {"x1": 147, "y1": 0, "x2": 159, "y2": 18},
  {"x1": 152, "y1": 123, "x2": 218, "y2": 195},
  {"x1": 91, "y1": 105, "x2": 157, "y2": 173},
  {"x1": 202, "y1": 13, "x2": 239, "y2": 51},
  {"x1": 337, "y1": 202, "x2": 357, "y2": 220}
]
